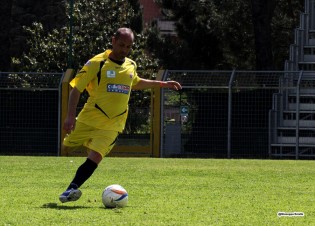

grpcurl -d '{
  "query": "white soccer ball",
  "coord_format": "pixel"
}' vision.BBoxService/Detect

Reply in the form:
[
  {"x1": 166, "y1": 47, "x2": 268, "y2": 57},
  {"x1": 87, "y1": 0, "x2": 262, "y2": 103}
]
[{"x1": 102, "y1": 184, "x2": 128, "y2": 208}]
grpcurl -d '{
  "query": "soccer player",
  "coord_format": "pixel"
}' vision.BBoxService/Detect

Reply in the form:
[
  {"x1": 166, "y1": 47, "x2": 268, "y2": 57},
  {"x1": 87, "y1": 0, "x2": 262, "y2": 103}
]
[{"x1": 59, "y1": 27, "x2": 182, "y2": 203}]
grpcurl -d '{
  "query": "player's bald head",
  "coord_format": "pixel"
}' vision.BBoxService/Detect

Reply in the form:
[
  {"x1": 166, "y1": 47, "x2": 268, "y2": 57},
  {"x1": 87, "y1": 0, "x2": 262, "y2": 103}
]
[
  {"x1": 110, "y1": 28, "x2": 134, "y2": 60},
  {"x1": 114, "y1": 28, "x2": 134, "y2": 41}
]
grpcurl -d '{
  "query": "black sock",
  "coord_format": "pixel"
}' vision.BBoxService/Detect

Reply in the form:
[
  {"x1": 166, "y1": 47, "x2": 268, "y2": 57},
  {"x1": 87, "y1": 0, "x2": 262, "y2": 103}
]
[{"x1": 67, "y1": 158, "x2": 98, "y2": 189}]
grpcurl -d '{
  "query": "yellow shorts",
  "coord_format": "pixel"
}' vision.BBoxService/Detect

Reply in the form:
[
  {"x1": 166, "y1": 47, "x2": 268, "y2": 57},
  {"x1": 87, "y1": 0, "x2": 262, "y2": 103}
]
[{"x1": 63, "y1": 121, "x2": 119, "y2": 158}]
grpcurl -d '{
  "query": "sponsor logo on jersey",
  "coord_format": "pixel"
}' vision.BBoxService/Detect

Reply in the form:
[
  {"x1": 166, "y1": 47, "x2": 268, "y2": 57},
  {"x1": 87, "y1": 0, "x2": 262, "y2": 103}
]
[
  {"x1": 107, "y1": 84, "x2": 130, "y2": 94},
  {"x1": 107, "y1": 70, "x2": 116, "y2": 78}
]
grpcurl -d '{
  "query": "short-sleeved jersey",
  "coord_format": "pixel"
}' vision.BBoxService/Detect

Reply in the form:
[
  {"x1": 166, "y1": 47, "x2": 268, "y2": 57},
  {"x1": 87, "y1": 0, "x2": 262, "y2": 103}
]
[{"x1": 70, "y1": 49, "x2": 141, "y2": 132}]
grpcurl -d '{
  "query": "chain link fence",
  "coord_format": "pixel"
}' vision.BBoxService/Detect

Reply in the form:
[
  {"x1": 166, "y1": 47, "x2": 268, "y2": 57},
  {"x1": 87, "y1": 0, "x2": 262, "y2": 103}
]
[
  {"x1": 2, "y1": 70, "x2": 315, "y2": 159},
  {"x1": 160, "y1": 70, "x2": 315, "y2": 159},
  {"x1": 0, "y1": 72, "x2": 64, "y2": 155},
  {"x1": 0, "y1": 71, "x2": 152, "y2": 156}
]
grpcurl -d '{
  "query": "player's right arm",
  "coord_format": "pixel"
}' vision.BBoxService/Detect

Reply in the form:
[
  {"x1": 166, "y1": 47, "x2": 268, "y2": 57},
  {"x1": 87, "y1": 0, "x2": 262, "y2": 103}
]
[
  {"x1": 63, "y1": 57, "x2": 100, "y2": 133},
  {"x1": 63, "y1": 87, "x2": 81, "y2": 133}
]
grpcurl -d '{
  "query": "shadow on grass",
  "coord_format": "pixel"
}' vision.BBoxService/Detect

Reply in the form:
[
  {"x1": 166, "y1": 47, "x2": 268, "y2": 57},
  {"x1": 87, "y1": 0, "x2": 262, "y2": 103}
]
[
  {"x1": 41, "y1": 203, "x2": 128, "y2": 212},
  {"x1": 41, "y1": 203, "x2": 93, "y2": 210}
]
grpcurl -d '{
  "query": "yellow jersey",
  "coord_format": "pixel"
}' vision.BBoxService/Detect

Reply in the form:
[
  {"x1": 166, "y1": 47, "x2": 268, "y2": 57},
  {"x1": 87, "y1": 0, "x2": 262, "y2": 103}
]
[{"x1": 70, "y1": 50, "x2": 141, "y2": 132}]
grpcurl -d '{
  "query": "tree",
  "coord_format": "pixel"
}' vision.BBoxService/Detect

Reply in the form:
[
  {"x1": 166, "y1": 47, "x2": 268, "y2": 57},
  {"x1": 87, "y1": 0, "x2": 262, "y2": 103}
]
[
  {"x1": 12, "y1": 0, "x2": 158, "y2": 74},
  {"x1": 149, "y1": 0, "x2": 255, "y2": 70},
  {"x1": 271, "y1": 0, "x2": 304, "y2": 69},
  {"x1": 0, "y1": 0, "x2": 12, "y2": 71},
  {"x1": 150, "y1": 0, "x2": 303, "y2": 70},
  {"x1": 251, "y1": 0, "x2": 276, "y2": 70}
]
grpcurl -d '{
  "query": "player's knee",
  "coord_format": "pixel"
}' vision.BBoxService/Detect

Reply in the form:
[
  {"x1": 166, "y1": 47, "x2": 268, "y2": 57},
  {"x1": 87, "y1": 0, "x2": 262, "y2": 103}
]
[{"x1": 87, "y1": 150, "x2": 103, "y2": 164}]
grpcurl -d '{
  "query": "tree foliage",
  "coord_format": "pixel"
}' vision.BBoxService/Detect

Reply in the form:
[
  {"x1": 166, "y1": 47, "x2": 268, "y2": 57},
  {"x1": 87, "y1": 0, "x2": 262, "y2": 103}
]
[
  {"x1": 251, "y1": 0, "x2": 276, "y2": 70},
  {"x1": 12, "y1": 0, "x2": 158, "y2": 74},
  {"x1": 13, "y1": 0, "x2": 304, "y2": 72},
  {"x1": 149, "y1": 0, "x2": 303, "y2": 70},
  {"x1": 148, "y1": 0, "x2": 254, "y2": 70},
  {"x1": 0, "y1": 0, "x2": 12, "y2": 71}
]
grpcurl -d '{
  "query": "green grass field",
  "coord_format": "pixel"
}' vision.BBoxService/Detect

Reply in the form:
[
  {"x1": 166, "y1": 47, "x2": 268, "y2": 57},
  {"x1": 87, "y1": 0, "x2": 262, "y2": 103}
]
[{"x1": 0, "y1": 156, "x2": 314, "y2": 225}]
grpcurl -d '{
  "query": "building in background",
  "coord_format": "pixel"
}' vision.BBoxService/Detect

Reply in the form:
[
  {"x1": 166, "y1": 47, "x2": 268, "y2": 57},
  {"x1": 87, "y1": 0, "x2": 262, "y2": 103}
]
[
  {"x1": 139, "y1": 0, "x2": 161, "y2": 25},
  {"x1": 139, "y1": 0, "x2": 176, "y2": 35}
]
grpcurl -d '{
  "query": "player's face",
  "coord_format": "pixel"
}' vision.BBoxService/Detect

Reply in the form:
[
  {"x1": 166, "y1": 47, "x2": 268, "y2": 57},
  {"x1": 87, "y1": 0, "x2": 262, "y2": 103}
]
[{"x1": 111, "y1": 34, "x2": 133, "y2": 61}]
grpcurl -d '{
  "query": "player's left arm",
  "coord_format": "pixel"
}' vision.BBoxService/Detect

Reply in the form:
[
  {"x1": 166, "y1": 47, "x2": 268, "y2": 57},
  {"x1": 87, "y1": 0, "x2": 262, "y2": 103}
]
[{"x1": 132, "y1": 78, "x2": 182, "y2": 90}]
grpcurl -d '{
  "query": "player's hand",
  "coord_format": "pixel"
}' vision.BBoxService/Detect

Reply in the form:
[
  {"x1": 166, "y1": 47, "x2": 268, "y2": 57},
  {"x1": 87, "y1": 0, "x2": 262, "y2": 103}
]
[
  {"x1": 63, "y1": 116, "x2": 76, "y2": 133},
  {"x1": 163, "y1": 81, "x2": 182, "y2": 90}
]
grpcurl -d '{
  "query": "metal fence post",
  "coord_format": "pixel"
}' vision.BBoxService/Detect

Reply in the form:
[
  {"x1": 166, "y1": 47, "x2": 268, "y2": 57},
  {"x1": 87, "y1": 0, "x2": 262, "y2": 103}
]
[
  {"x1": 159, "y1": 70, "x2": 168, "y2": 157},
  {"x1": 227, "y1": 69, "x2": 236, "y2": 158}
]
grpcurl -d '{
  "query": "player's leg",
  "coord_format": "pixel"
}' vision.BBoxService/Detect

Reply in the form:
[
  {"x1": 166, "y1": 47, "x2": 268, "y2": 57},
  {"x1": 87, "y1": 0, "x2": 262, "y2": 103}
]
[
  {"x1": 59, "y1": 129, "x2": 118, "y2": 203},
  {"x1": 65, "y1": 132, "x2": 118, "y2": 189},
  {"x1": 59, "y1": 150, "x2": 101, "y2": 203},
  {"x1": 65, "y1": 150, "x2": 102, "y2": 191},
  {"x1": 60, "y1": 122, "x2": 93, "y2": 203}
]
